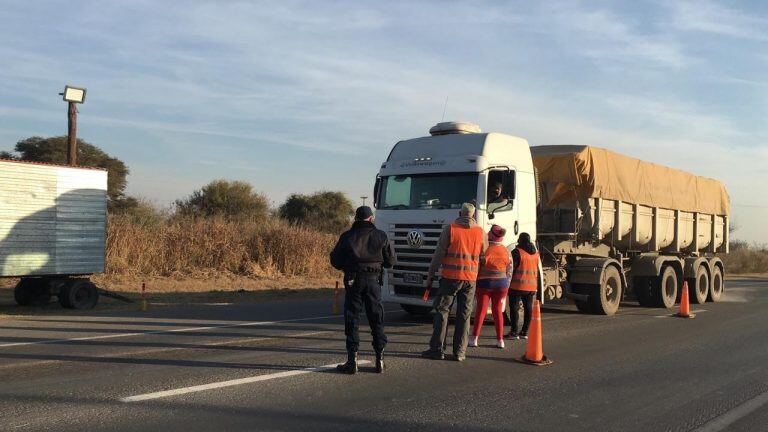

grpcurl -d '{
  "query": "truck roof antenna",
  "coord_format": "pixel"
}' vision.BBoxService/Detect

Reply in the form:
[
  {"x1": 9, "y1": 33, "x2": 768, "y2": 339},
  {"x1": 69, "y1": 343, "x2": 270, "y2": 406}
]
[{"x1": 441, "y1": 96, "x2": 448, "y2": 121}]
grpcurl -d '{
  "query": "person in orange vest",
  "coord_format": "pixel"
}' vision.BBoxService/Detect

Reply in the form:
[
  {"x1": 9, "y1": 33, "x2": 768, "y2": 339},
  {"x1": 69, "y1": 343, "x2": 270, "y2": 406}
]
[
  {"x1": 469, "y1": 225, "x2": 511, "y2": 349},
  {"x1": 506, "y1": 232, "x2": 541, "y2": 340},
  {"x1": 421, "y1": 202, "x2": 488, "y2": 362}
]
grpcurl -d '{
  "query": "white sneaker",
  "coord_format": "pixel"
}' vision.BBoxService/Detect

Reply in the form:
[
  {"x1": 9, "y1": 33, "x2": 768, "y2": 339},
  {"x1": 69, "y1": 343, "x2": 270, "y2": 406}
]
[
  {"x1": 468, "y1": 336, "x2": 478, "y2": 347},
  {"x1": 496, "y1": 339, "x2": 505, "y2": 349}
]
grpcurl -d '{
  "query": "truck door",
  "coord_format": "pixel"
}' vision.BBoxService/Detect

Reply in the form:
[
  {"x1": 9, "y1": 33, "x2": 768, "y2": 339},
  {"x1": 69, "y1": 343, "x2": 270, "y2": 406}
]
[{"x1": 483, "y1": 168, "x2": 518, "y2": 237}]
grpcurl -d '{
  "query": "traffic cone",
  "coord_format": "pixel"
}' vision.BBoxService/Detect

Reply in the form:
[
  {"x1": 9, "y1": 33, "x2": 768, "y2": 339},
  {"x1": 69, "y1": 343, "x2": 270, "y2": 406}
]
[
  {"x1": 675, "y1": 281, "x2": 695, "y2": 318},
  {"x1": 516, "y1": 299, "x2": 553, "y2": 366},
  {"x1": 332, "y1": 281, "x2": 341, "y2": 315}
]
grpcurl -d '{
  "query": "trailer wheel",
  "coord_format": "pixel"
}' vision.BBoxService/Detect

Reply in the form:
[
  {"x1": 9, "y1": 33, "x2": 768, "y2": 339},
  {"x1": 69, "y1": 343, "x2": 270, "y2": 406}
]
[
  {"x1": 400, "y1": 304, "x2": 432, "y2": 315},
  {"x1": 588, "y1": 266, "x2": 622, "y2": 316},
  {"x1": 651, "y1": 266, "x2": 678, "y2": 309},
  {"x1": 632, "y1": 277, "x2": 653, "y2": 307},
  {"x1": 61, "y1": 280, "x2": 99, "y2": 310},
  {"x1": 707, "y1": 266, "x2": 724, "y2": 302},
  {"x1": 689, "y1": 266, "x2": 710, "y2": 304},
  {"x1": 14, "y1": 279, "x2": 51, "y2": 306}
]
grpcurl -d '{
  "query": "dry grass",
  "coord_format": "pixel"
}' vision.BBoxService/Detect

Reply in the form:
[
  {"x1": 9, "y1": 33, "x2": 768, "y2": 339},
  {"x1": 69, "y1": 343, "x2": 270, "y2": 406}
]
[
  {"x1": 722, "y1": 242, "x2": 768, "y2": 274},
  {"x1": 105, "y1": 215, "x2": 339, "y2": 279}
]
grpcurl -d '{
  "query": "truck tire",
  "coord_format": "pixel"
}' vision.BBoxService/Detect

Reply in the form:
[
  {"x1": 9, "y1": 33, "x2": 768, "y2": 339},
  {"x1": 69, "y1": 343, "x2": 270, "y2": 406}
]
[
  {"x1": 632, "y1": 277, "x2": 653, "y2": 307},
  {"x1": 588, "y1": 266, "x2": 622, "y2": 316},
  {"x1": 651, "y1": 266, "x2": 678, "y2": 309},
  {"x1": 61, "y1": 280, "x2": 99, "y2": 310},
  {"x1": 707, "y1": 266, "x2": 724, "y2": 302},
  {"x1": 14, "y1": 279, "x2": 51, "y2": 306},
  {"x1": 400, "y1": 304, "x2": 432, "y2": 315},
  {"x1": 689, "y1": 265, "x2": 710, "y2": 304}
]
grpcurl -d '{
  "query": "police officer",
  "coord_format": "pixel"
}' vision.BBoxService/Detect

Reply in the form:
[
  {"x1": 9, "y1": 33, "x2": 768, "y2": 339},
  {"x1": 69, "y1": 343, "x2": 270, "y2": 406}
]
[{"x1": 330, "y1": 206, "x2": 395, "y2": 374}]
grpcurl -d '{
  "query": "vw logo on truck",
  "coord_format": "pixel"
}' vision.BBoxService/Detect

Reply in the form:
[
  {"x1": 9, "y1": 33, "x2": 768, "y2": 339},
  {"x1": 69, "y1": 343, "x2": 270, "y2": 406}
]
[{"x1": 406, "y1": 230, "x2": 424, "y2": 249}]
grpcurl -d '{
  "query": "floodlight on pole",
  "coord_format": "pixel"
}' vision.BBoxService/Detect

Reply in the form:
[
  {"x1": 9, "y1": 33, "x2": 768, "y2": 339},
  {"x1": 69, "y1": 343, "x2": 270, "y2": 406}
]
[
  {"x1": 59, "y1": 85, "x2": 87, "y2": 166},
  {"x1": 62, "y1": 85, "x2": 87, "y2": 103}
]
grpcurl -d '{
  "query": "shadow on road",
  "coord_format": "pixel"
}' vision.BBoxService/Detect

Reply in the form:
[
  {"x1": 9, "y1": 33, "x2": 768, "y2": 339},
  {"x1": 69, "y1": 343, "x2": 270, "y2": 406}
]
[{"x1": 0, "y1": 392, "x2": 498, "y2": 432}]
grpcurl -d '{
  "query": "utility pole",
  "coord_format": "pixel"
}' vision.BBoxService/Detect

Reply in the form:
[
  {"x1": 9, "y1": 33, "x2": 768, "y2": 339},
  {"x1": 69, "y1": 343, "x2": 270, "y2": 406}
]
[
  {"x1": 360, "y1": 196, "x2": 368, "y2": 206},
  {"x1": 60, "y1": 85, "x2": 87, "y2": 167},
  {"x1": 67, "y1": 102, "x2": 77, "y2": 166}
]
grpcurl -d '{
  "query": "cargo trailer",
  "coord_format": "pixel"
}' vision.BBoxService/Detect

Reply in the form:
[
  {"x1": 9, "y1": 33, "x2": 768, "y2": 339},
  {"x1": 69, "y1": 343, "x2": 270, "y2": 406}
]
[{"x1": 0, "y1": 159, "x2": 107, "y2": 309}]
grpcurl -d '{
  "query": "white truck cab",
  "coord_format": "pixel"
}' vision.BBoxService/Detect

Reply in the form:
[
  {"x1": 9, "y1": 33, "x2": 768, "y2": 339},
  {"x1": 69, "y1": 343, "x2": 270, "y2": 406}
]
[{"x1": 373, "y1": 122, "x2": 538, "y2": 314}]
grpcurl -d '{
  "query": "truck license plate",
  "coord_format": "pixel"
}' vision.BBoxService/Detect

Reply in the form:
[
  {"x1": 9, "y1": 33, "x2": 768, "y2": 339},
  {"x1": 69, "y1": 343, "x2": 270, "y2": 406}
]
[{"x1": 403, "y1": 273, "x2": 423, "y2": 284}]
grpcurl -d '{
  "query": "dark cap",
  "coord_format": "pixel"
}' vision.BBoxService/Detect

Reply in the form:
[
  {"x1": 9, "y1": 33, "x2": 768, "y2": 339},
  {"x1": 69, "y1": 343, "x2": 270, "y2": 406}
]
[{"x1": 355, "y1": 206, "x2": 374, "y2": 220}]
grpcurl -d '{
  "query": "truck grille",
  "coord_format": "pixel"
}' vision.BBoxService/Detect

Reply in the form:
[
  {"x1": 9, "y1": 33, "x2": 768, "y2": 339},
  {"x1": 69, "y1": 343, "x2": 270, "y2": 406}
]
[{"x1": 389, "y1": 223, "x2": 443, "y2": 296}]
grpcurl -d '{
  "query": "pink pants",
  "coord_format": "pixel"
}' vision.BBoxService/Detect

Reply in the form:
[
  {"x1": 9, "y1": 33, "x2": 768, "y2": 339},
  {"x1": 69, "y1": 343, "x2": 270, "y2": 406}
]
[{"x1": 472, "y1": 288, "x2": 508, "y2": 339}]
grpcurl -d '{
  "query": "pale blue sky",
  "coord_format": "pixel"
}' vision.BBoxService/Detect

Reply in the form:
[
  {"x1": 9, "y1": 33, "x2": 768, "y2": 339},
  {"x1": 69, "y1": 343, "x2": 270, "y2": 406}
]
[{"x1": 1, "y1": 1, "x2": 766, "y2": 242}]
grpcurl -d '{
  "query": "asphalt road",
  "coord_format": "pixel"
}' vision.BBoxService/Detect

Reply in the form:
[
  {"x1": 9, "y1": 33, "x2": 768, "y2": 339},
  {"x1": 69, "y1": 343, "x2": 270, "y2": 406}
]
[{"x1": 0, "y1": 278, "x2": 766, "y2": 432}]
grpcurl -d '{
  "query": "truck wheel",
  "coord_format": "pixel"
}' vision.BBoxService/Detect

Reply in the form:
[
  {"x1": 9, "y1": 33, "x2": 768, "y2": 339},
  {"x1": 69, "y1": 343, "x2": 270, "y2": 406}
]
[
  {"x1": 689, "y1": 266, "x2": 710, "y2": 304},
  {"x1": 587, "y1": 266, "x2": 622, "y2": 316},
  {"x1": 632, "y1": 277, "x2": 653, "y2": 307},
  {"x1": 14, "y1": 279, "x2": 51, "y2": 306},
  {"x1": 651, "y1": 266, "x2": 678, "y2": 309},
  {"x1": 707, "y1": 266, "x2": 724, "y2": 302},
  {"x1": 62, "y1": 280, "x2": 99, "y2": 309},
  {"x1": 400, "y1": 304, "x2": 432, "y2": 315}
]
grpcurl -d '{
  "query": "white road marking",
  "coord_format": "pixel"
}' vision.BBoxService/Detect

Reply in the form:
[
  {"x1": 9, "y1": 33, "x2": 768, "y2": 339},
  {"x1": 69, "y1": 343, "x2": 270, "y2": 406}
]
[
  {"x1": 120, "y1": 360, "x2": 372, "y2": 402},
  {"x1": 694, "y1": 388, "x2": 768, "y2": 432},
  {"x1": 0, "y1": 314, "x2": 341, "y2": 349},
  {"x1": 653, "y1": 309, "x2": 708, "y2": 318}
]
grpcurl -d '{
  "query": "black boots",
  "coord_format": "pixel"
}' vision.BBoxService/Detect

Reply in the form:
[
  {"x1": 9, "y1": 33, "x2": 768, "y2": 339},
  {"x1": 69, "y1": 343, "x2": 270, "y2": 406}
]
[
  {"x1": 337, "y1": 351, "x2": 358, "y2": 374},
  {"x1": 375, "y1": 351, "x2": 385, "y2": 373},
  {"x1": 337, "y1": 351, "x2": 385, "y2": 374}
]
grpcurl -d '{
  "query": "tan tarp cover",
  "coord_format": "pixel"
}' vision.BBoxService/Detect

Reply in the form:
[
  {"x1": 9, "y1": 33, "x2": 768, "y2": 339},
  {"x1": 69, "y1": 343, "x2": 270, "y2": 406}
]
[{"x1": 531, "y1": 145, "x2": 730, "y2": 215}]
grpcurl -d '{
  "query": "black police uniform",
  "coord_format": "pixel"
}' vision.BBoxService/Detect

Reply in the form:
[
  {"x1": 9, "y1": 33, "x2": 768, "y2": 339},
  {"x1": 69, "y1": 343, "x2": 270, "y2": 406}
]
[{"x1": 330, "y1": 217, "x2": 394, "y2": 373}]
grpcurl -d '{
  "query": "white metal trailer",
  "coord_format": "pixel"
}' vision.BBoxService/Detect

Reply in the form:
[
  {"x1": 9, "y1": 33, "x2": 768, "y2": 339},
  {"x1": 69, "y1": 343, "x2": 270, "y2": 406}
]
[{"x1": 0, "y1": 159, "x2": 107, "y2": 308}]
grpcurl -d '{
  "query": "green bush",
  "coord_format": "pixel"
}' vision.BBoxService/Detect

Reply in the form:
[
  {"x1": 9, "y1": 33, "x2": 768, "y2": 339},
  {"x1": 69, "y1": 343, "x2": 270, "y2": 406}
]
[
  {"x1": 175, "y1": 180, "x2": 269, "y2": 220},
  {"x1": 279, "y1": 191, "x2": 354, "y2": 233}
]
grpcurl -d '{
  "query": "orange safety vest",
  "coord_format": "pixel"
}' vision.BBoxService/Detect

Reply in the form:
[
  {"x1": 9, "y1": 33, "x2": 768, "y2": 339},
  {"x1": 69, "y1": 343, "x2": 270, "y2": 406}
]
[
  {"x1": 440, "y1": 223, "x2": 484, "y2": 281},
  {"x1": 509, "y1": 247, "x2": 540, "y2": 292},
  {"x1": 478, "y1": 243, "x2": 510, "y2": 280}
]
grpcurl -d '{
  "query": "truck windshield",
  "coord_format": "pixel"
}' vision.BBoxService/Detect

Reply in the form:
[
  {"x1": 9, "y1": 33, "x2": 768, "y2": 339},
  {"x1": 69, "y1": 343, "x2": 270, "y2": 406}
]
[{"x1": 378, "y1": 173, "x2": 478, "y2": 210}]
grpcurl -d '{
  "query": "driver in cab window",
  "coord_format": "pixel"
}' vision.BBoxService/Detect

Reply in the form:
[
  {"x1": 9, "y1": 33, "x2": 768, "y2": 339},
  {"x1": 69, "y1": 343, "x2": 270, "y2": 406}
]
[{"x1": 487, "y1": 182, "x2": 508, "y2": 212}]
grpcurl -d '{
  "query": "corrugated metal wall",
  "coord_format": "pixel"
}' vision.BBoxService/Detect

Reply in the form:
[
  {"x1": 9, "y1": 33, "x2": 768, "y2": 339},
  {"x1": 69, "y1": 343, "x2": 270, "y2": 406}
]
[{"x1": 0, "y1": 161, "x2": 107, "y2": 277}]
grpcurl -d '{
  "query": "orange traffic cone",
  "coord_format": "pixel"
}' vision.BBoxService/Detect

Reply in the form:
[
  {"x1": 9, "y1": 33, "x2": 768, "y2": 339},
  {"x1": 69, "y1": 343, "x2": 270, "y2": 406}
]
[
  {"x1": 332, "y1": 281, "x2": 341, "y2": 315},
  {"x1": 516, "y1": 300, "x2": 553, "y2": 366},
  {"x1": 675, "y1": 281, "x2": 695, "y2": 318}
]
